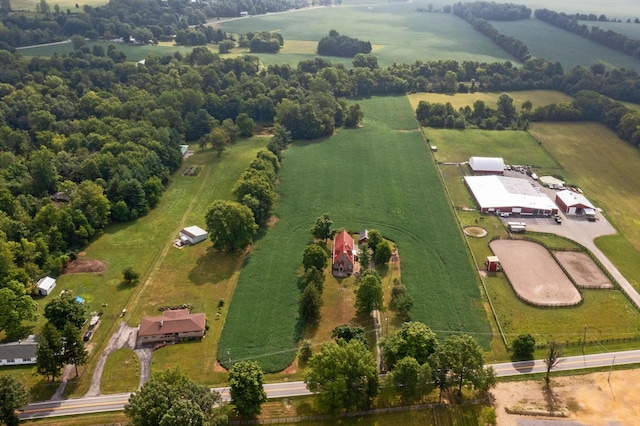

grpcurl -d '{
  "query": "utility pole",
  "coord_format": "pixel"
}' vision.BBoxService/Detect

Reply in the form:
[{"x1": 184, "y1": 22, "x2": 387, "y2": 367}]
[{"x1": 582, "y1": 325, "x2": 588, "y2": 354}]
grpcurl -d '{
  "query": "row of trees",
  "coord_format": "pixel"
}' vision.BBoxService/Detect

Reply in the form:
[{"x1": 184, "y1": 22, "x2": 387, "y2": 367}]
[
  {"x1": 535, "y1": 9, "x2": 640, "y2": 60},
  {"x1": 317, "y1": 30, "x2": 372, "y2": 58},
  {"x1": 452, "y1": 3, "x2": 531, "y2": 62},
  {"x1": 239, "y1": 31, "x2": 284, "y2": 54},
  {"x1": 453, "y1": 1, "x2": 531, "y2": 21}
]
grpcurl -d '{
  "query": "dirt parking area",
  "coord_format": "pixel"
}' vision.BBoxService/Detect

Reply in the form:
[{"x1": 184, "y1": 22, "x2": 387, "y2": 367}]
[
  {"x1": 555, "y1": 251, "x2": 612, "y2": 289},
  {"x1": 493, "y1": 369, "x2": 640, "y2": 425},
  {"x1": 490, "y1": 240, "x2": 581, "y2": 306}
]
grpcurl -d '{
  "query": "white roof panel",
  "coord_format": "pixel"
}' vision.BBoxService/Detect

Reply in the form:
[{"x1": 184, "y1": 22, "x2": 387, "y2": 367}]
[
  {"x1": 556, "y1": 190, "x2": 595, "y2": 209},
  {"x1": 469, "y1": 156, "x2": 504, "y2": 172},
  {"x1": 465, "y1": 175, "x2": 556, "y2": 211}
]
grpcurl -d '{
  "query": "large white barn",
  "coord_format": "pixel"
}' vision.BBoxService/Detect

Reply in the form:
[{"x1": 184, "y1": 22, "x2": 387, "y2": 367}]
[
  {"x1": 468, "y1": 157, "x2": 505, "y2": 175},
  {"x1": 464, "y1": 175, "x2": 558, "y2": 216}
]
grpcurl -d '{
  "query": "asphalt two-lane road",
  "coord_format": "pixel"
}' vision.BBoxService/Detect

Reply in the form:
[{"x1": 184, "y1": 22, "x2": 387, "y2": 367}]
[{"x1": 20, "y1": 349, "x2": 640, "y2": 420}]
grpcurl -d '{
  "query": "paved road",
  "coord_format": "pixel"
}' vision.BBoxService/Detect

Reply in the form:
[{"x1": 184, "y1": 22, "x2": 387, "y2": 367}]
[{"x1": 20, "y1": 349, "x2": 640, "y2": 420}]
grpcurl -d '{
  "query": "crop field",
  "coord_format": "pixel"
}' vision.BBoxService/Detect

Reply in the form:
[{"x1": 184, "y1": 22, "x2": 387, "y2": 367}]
[
  {"x1": 491, "y1": 18, "x2": 640, "y2": 71},
  {"x1": 11, "y1": 0, "x2": 107, "y2": 12},
  {"x1": 215, "y1": 3, "x2": 515, "y2": 67},
  {"x1": 425, "y1": 128, "x2": 562, "y2": 172},
  {"x1": 407, "y1": 90, "x2": 573, "y2": 113},
  {"x1": 528, "y1": 122, "x2": 640, "y2": 290},
  {"x1": 219, "y1": 96, "x2": 491, "y2": 373}
]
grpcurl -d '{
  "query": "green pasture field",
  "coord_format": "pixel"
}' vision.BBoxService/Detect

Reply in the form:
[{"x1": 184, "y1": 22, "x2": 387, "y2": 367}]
[
  {"x1": 42, "y1": 138, "x2": 266, "y2": 398},
  {"x1": 219, "y1": 95, "x2": 491, "y2": 373},
  {"x1": 434, "y1": 123, "x2": 640, "y2": 355},
  {"x1": 407, "y1": 90, "x2": 574, "y2": 114},
  {"x1": 18, "y1": 41, "x2": 195, "y2": 62},
  {"x1": 528, "y1": 122, "x2": 640, "y2": 290},
  {"x1": 10, "y1": 0, "x2": 107, "y2": 12},
  {"x1": 491, "y1": 18, "x2": 640, "y2": 71},
  {"x1": 214, "y1": 3, "x2": 515, "y2": 67},
  {"x1": 100, "y1": 348, "x2": 139, "y2": 394},
  {"x1": 426, "y1": 128, "x2": 562, "y2": 171}
]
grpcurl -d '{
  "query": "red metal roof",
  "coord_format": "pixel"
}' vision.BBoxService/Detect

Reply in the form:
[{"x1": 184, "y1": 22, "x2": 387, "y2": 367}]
[{"x1": 333, "y1": 230, "x2": 354, "y2": 264}]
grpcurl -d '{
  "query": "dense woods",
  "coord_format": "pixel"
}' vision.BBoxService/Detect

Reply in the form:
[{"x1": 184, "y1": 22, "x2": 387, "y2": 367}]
[
  {"x1": 452, "y1": 2, "x2": 531, "y2": 62},
  {"x1": 535, "y1": 8, "x2": 640, "y2": 61}
]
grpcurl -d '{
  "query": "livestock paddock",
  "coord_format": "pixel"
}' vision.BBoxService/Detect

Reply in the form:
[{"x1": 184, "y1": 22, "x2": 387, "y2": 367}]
[
  {"x1": 489, "y1": 240, "x2": 581, "y2": 306},
  {"x1": 555, "y1": 251, "x2": 613, "y2": 289}
]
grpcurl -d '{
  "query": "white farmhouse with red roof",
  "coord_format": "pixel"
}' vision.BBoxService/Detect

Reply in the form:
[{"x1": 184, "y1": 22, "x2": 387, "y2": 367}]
[{"x1": 332, "y1": 230, "x2": 355, "y2": 277}]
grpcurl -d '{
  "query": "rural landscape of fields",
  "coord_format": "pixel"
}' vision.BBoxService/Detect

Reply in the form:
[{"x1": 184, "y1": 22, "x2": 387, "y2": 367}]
[{"x1": 4, "y1": 0, "x2": 640, "y2": 424}]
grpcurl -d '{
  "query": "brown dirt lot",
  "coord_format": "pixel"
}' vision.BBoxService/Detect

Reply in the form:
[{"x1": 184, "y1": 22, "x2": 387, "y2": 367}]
[
  {"x1": 493, "y1": 370, "x2": 640, "y2": 425},
  {"x1": 555, "y1": 251, "x2": 612, "y2": 289},
  {"x1": 490, "y1": 240, "x2": 581, "y2": 306},
  {"x1": 63, "y1": 259, "x2": 106, "y2": 274}
]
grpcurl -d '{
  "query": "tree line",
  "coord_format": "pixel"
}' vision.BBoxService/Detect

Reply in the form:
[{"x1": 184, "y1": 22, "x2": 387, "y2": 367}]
[
  {"x1": 535, "y1": 8, "x2": 640, "y2": 61},
  {"x1": 453, "y1": 2, "x2": 531, "y2": 62},
  {"x1": 453, "y1": 1, "x2": 531, "y2": 21}
]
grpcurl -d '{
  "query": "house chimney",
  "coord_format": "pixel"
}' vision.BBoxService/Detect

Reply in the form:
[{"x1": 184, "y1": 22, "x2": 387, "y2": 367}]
[{"x1": 160, "y1": 320, "x2": 163, "y2": 328}]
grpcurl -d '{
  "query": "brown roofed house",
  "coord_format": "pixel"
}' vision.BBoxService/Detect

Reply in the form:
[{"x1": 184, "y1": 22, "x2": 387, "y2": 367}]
[{"x1": 137, "y1": 309, "x2": 206, "y2": 345}]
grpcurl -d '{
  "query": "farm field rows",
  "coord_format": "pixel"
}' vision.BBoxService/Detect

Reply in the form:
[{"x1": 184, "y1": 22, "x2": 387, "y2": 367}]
[
  {"x1": 219, "y1": 95, "x2": 491, "y2": 373},
  {"x1": 215, "y1": 3, "x2": 515, "y2": 67},
  {"x1": 491, "y1": 18, "x2": 640, "y2": 71}
]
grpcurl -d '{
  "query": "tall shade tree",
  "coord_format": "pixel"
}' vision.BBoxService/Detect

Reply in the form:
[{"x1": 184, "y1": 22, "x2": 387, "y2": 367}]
[
  {"x1": 302, "y1": 244, "x2": 328, "y2": 271},
  {"x1": 354, "y1": 273, "x2": 383, "y2": 315},
  {"x1": 205, "y1": 200, "x2": 257, "y2": 252},
  {"x1": 0, "y1": 374, "x2": 28, "y2": 426},
  {"x1": 310, "y1": 213, "x2": 334, "y2": 241},
  {"x1": 299, "y1": 284, "x2": 322, "y2": 326},
  {"x1": 44, "y1": 291, "x2": 87, "y2": 330},
  {"x1": 366, "y1": 229, "x2": 382, "y2": 253},
  {"x1": 512, "y1": 333, "x2": 536, "y2": 360},
  {"x1": 304, "y1": 339, "x2": 379, "y2": 416},
  {"x1": 61, "y1": 322, "x2": 88, "y2": 377},
  {"x1": 381, "y1": 321, "x2": 437, "y2": 370},
  {"x1": 228, "y1": 360, "x2": 268, "y2": 418},
  {"x1": 387, "y1": 356, "x2": 433, "y2": 403},
  {"x1": 430, "y1": 334, "x2": 490, "y2": 396},
  {"x1": 125, "y1": 368, "x2": 226, "y2": 426},
  {"x1": 36, "y1": 322, "x2": 64, "y2": 382},
  {"x1": 0, "y1": 280, "x2": 37, "y2": 338},
  {"x1": 373, "y1": 241, "x2": 392, "y2": 265},
  {"x1": 206, "y1": 127, "x2": 231, "y2": 157}
]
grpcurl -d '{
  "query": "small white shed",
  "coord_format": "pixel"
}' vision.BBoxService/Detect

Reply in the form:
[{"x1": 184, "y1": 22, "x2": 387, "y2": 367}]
[
  {"x1": 179, "y1": 226, "x2": 208, "y2": 245},
  {"x1": 37, "y1": 276, "x2": 57, "y2": 296}
]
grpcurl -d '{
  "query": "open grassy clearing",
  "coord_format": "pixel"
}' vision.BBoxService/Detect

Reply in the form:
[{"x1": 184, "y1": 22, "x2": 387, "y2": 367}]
[
  {"x1": 46, "y1": 138, "x2": 265, "y2": 398},
  {"x1": 407, "y1": 90, "x2": 574, "y2": 114},
  {"x1": 10, "y1": 0, "x2": 107, "y2": 12},
  {"x1": 491, "y1": 18, "x2": 640, "y2": 71},
  {"x1": 215, "y1": 3, "x2": 515, "y2": 67},
  {"x1": 219, "y1": 95, "x2": 491, "y2": 373},
  {"x1": 528, "y1": 122, "x2": 640, "y2": 289},
  {"x1": 435, "y1": 123, "x2": 640, "y2": 355},
  {"x1": 100, "y1": 348, "x2": 139, "y2": 394},
  {"x1": 516, "y1": 0, "x2": 640, "y2": 17},
  {"x1": 426, "y1": 128, "x2": 562, "y2": 171}
]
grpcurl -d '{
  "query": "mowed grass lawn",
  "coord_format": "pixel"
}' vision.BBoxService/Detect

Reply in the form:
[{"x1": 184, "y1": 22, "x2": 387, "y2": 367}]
[
  {"x1": 216, "y1": 3, "x2": 515, "y2": 67},
  {"x1": 528, "y1": 122, "x2": 640, "y2": 290},
  {"x1": 407, "y1": 90, "x2": 574, "y2": 115},
  {"x1": 491, "y1": 18, "x2": 640, "y2": 71},
  {"x1": 219, "y1": 96, "x2": 491, "y2": 373}
]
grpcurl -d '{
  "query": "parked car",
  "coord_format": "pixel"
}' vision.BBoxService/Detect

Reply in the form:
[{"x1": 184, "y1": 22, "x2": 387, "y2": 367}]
[
  {"x1": 83, "y1": 330, "x2": 93, "y2": 341},
  {"x1": 554, "y1": 215, "x2": 562, "y2": 224}
]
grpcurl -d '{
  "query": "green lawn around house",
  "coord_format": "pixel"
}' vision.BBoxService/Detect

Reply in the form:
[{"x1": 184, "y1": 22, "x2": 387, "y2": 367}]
[{"x1": 218, "y1": 95, "x2": 491, "y2": 373}]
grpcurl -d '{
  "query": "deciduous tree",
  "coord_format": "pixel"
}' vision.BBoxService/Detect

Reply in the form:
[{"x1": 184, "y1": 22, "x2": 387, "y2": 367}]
[
  {"x1": 205, "y1": 200, "x2": 257, "y2": 252},
  {"x1": 331, "y1": 324, "x2": 366, "y2": 345},
  {"x1": 44, "y1": 291, "x2": 87, "y2": 331},
  {"x1": 310, "y1": 213, "x2": 334, "y2": 241},
  {"x1": 382, "y1": 321, "x2": 437, "y2": 370},
  {"x1": 387, "y1": 356, "x2": 432, "y2": 403},
  {"x1": 512, "y1": 333, "x2": 536, "y2": 360},
  {"x1": 299, "y1": 284, "x2": 322, "y2": 326},
  {"x1": 0, "y1": 281, "x2": 37, "y2": 338},
  {"x1": 374, "y1": 241, "x2": 392, "y2": 265},
  {"x1": 36, "y1": 322, "x2": 64, "y2": 382},
  {"x1": 0, "y1": 374, "x2": 28, "y2": 426},
  {"x1": 228, "y1": 361, "x2": 267, "y2": 418},
  {"x1": 302, "y1": 244, "x2": 328, "y2": 271},
  {"x1": 125, "y1": 367, "x2": 226, "y2": 426},
  {"x1": 544, "y1": 340, "x2": 564, "y2": 386},
  {"x1": 304, "y1": 339, "x2": 379, "y2": 416},
  {"x1": 61, "y1": 322, "x2": 88, "y2": 377},
  {"x1": 354, "y1": 273, "x2": 383, "y2": 315}
]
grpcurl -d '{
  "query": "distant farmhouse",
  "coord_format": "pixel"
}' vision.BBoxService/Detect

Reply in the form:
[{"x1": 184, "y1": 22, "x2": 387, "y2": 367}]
[
  {"x1": 0, "y1": 335, "x2": 38, "y2": 366},
  {"x1": 36, "y1": 276, "x2": 56, "y2": 296},
  {"x1": 137, "y1": 309, "x2": 206, "y2": 345},
  {"x1": 332, "y1": 230, "x2": 355, "y2": 277},
  {"x1": 464, "y1": 175, "x2": 557, "y2": 216},
  {"x1": 468, "y1": 156, "x2": 504, "y2": 175}
]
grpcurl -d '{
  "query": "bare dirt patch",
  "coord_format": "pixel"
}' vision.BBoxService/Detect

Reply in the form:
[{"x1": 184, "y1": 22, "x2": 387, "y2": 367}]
[
  {"x1": 490, "y1": 240, "x2": 581, "y2": 306},
  {"x1": 493, "y1": 370, "x2": 640, "y2": 425},
  {"x1": 555, "y1": 251, "x2": 612, "y2": 289},
  {"x1": 63, "y1": 259, "x2": 106, "y2": 274},
  {"x1": 463, "y1": 226, "x2": 488, "y2": 238},
  {"x1": 267, "y1": 215, "x2": 279, "y2": 228}
]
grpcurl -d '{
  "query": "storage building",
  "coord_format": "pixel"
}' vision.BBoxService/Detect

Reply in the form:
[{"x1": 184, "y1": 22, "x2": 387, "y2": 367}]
[
  {"x1": 179, "y1": 226, "x2": 208, "y2": 245},
  {"x1": 468, "y1": 157, "x2": 505, "y2": 175},
  {"x1": 555, "y1": 190, "x2": 596, "y2": 216}
]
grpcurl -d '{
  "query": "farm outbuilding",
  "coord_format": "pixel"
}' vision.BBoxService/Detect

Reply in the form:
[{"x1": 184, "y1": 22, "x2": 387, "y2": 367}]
[
  {"x1": 332, "y1": 230, "x2": 355, "y2": 277},
  {"x1": 464, "y1": 175, "x2": 558, "y2": 216},
  {"x1": 358, "y1": 229, "x2": 369, "y2": 244},
  {"x1": 179, "y1": 226, "x2": 208, "y2": 245},
  {"x1": 36, "y1": 276, "x2": 56, "y2": 296},
  {"x1": 555, "y1": 190, "x2": 595, "y2": 216},
  {"x1": 485, "y1": 256, "x2": 500, "y2": 272},
  {"x1": 468, "y1": 157, "x2": 505, "y2": 175}
]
